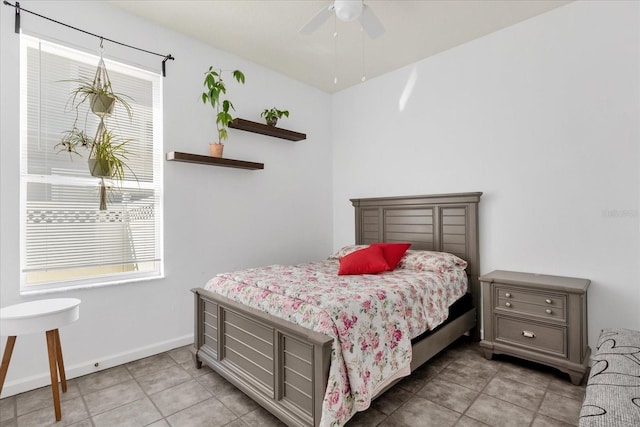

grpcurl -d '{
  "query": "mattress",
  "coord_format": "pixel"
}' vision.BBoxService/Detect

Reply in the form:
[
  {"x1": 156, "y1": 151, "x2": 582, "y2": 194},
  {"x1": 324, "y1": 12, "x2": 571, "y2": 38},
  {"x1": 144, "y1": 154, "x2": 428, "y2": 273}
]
[{"x1": 204, "y1": 259, "x2": 468, "y2": 426}]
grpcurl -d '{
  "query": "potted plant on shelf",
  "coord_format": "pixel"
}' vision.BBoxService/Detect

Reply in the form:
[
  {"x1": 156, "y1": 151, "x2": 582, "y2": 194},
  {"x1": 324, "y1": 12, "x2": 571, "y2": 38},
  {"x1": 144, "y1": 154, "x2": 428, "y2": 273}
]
[
  {"x1": 202, "y1": 66, "x2": 246, "y2": 157},
  {"x1": 260, "y1": 107, "x2": 289, "y2": 126}
]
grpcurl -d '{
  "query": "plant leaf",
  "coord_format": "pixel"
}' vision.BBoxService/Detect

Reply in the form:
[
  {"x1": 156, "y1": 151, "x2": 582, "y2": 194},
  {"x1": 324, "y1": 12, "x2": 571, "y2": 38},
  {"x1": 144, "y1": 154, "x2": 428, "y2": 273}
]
[{"x1": 233, "y1": 70, "x2": 245, "y2": 84}]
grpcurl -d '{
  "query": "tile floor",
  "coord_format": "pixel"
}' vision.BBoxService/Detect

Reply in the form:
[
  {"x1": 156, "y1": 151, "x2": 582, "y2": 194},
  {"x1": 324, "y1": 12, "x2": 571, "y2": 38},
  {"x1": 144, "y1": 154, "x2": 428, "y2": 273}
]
[{"x1": 0, "y1": 337, "x2": 586, "y2": 427}]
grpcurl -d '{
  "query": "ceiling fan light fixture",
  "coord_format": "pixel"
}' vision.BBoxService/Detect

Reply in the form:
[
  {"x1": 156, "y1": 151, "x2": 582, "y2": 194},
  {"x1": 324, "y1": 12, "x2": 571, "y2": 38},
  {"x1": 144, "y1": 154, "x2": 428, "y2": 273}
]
[{"x1": 334, "y1": 0, "x2": 363, "y2": 22}]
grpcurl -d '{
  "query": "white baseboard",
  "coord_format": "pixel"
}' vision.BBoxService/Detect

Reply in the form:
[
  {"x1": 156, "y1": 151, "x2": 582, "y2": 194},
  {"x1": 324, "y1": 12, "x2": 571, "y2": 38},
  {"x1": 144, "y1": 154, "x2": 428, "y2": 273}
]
[{"x1": 0, "y1": 333, "x2": 193, "y2": 398}]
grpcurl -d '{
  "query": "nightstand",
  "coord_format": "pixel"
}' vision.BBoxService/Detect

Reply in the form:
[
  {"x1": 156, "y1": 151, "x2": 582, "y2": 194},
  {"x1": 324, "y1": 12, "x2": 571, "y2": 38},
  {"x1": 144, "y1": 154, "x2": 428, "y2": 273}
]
[{"x1": 479, "y1": 270, "x2": 590, "y2": 385}]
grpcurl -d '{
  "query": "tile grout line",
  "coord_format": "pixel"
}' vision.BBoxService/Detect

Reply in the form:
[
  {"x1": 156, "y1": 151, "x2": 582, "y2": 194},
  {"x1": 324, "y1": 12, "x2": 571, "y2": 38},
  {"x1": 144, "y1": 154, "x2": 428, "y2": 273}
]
[
  {"x1": 85, "y1": 355, "x2": 182, "y2": 425},
  {"x1": 373, "y1": 360, "x2": 437, "y2": 426},
  {"x1": 131, "y1": 359, "x2": 166, "y2": 427},
  {"x1": 76, "y1": 381, "x2": 95, "y2": 427},
  {"x1": 488, "y1": 365, "x2": 551, "y2": 424},
  {"x1": 455, "y1": 358, "x2": 501, "y2": 426},
  {"x1": 475, "y1": 364, "x2": 547, "y2": 427},
  {"x1": 529, "y1": 386, "x2": 550, "y2": 427},
  {"x1": 135, "y1": 351, "x2": 198, "y2": 427},
  {"x1": 376, "y1": 351, "x2": 481, "y2": 427},
  {"x1": 137, "y1": 350, "x2": 234, "y2": 427},
  {"x1": 84, "y1": 376, "x2": 146, "y2": 423},
  {"x1": 414, "y1": 352, "x2": 568, "y2": 426},
  {"x1": 475, "y1": 363, "x2": 583, "y2": 427},
  {"x1": 7, "y1": 394, "x2": 17, "y2": 424}
]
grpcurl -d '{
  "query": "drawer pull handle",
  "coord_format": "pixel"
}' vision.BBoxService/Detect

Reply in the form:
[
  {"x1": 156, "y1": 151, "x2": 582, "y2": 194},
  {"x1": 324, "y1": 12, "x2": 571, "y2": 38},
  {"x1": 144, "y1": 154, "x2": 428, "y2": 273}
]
[
  {"x1": 505, "y1": 293, "x2": 511, "y2": 298},
  {"x1": 545, "y1": 309, "x2": 552, "y2": 315},
  {"x1": 545, "y1": 299, "x2": 552, "y2": 304},
  {"x1": 522, "y1": 331, "x2": 535, "y2": 338},
  {"x1": 505, "y1": 302, "x2": 512, "y2": 308}
]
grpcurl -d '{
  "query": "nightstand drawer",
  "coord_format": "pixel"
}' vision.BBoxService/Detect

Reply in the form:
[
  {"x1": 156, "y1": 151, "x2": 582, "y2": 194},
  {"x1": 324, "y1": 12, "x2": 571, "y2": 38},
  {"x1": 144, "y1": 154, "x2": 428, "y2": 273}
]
[
  {"x1": 495, "y1": 287, "x2": 565, "y2": 310},
  {"x1": 496, "y1": 298, "x2": 565, "y2": 321},
  {"x1": 495, "y1": 317, "x2": 566, "y2": 356}
]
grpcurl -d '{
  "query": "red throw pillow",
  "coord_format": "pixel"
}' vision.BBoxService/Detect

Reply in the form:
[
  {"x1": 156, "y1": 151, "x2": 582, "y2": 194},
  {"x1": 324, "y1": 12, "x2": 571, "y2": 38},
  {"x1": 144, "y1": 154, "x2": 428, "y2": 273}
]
[
  {"x1": 371, "y1": 242, "x2": 411, "y2": 270},
  {"x1": 338, "y1": 245, "x2": 391, "y2": 275}
]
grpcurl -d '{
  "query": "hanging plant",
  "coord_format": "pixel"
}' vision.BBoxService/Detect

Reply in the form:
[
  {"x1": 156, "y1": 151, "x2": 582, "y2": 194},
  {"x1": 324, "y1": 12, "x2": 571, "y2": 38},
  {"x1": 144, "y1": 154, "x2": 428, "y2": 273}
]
[
  {"x1": 58, "y1": 52, "x2": 135, "y2": 210},
  {"x1": 87, "y1": 124, "x2": 132, "y2": 181},
  {"x1": 66, "y1": 57, "x2": 133, "y2": 119},
  {"x1": 54, "y1": 127, "x2": 91, "y2": 156}
]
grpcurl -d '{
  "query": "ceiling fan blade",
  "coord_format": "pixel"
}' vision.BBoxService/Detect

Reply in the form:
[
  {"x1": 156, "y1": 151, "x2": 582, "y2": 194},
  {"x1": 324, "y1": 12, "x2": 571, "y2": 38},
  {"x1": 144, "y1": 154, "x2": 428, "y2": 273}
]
[
  {"x1": 300, "y1": 4, "x2": 335, "y2": 35},
  {"x1": 359, "y1": 4, "x2": 385, "y2": 39}
]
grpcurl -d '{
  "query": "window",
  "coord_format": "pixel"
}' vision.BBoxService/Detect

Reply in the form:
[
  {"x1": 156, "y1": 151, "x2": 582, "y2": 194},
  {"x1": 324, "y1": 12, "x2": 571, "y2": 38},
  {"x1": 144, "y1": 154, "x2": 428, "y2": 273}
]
[{"x1": 20, "y1": 35, "x2": 163, "y2": 293}]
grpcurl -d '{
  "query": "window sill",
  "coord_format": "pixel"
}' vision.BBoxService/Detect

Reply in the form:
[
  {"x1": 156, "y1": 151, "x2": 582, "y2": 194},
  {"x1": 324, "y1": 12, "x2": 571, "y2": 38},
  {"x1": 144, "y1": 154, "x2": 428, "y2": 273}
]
[{"x1": 20, "y1": 273, "x2": 165, "y2": 296}]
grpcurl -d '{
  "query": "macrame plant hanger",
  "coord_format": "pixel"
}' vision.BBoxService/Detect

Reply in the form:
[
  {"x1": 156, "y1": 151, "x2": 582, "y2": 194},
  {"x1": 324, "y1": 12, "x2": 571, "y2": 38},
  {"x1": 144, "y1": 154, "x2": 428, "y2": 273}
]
[
  {"x1": 92, "y1": 42, "x2": 111, "y2": 211},
  {"x1": 93, "y1": 41, "x2": 112, "y2": 102}
]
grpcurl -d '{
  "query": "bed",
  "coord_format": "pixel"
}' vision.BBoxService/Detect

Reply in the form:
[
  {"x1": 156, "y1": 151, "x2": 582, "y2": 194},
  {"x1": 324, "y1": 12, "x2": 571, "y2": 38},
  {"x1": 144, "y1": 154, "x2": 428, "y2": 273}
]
[{"x1": 191, "y1": 192, "x2": 482, "y2": 426}]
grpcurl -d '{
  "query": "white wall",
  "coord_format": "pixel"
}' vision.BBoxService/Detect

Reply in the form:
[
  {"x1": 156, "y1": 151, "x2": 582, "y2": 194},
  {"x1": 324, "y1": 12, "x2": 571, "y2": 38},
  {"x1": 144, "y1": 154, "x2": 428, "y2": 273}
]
[
  {"x1": 332, "y1": 0, "x2": 640, "y2": 348},
  {"x1": 0, "y1": 1, "x2": 332, "y2": 396}
]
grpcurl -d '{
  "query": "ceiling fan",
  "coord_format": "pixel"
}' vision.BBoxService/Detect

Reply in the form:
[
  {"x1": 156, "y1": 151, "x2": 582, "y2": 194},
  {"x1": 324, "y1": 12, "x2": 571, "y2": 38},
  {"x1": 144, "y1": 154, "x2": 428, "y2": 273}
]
[{"x1": 300, "y1": 0, "x2": 385, "y2": 39}]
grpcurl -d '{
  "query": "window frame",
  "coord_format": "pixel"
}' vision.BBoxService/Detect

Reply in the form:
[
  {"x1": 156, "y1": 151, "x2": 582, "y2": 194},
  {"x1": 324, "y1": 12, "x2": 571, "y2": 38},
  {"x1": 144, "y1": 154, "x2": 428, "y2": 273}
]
[{"x1": 19, "y1": 34, "x2": 164, "y2": 295}]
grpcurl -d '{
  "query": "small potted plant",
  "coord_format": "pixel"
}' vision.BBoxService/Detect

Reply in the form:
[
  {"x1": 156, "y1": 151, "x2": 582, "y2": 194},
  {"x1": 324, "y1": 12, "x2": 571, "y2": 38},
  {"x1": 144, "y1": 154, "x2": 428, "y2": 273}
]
[
  {"x1": 68, "y1": 77, "x2": 133, "y2": 118},
  {"x1": 260, "y1": 107, "x2": 289, "y2": 126},
  {"x1": 202, "y1": 66, "x2": 246, "y2": 157},
  {"x1": 66, "y1": 58, "x2": 133, "y2": 119},
  {"x1": 87, "y1": 127, "x2": 131, "y2": 181}
]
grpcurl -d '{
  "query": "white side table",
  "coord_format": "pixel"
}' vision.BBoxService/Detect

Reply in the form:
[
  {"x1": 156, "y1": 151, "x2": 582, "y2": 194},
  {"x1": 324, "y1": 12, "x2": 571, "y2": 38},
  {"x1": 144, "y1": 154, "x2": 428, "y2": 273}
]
[{"x1": 0, "y1": 298, "x2": 81, "y2": 421}]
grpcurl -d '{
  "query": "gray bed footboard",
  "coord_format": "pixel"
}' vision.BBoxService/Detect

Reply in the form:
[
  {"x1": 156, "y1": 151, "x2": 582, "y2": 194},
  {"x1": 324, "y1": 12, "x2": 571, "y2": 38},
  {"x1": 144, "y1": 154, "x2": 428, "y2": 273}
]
[
  {"x1": 193, "y1": 287, "x2": 477, "y2": 426},
  {"x1": 192, "y1": 287, "x2": 333, "y2": 427}
]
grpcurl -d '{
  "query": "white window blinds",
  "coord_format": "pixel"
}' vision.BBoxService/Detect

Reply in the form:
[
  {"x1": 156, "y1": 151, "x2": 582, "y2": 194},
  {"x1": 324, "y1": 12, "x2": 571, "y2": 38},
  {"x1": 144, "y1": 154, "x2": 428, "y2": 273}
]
[{"x1": 20, "y1": 35, "x2": 163, "y2": 293}]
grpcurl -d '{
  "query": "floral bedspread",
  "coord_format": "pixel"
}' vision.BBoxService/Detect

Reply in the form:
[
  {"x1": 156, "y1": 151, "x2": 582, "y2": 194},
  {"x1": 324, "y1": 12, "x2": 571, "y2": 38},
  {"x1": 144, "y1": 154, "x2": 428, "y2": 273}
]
[{"x1": 204, "y1": 260, "x2": 468, "y2": 426}]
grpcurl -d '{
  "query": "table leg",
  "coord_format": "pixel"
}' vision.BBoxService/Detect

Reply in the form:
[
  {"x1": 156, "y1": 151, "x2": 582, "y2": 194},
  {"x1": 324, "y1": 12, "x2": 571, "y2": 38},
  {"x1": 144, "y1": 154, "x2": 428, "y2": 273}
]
[
  {"x1": 53, "y1": 329, "x2": 67, "y2": 393},
  {"x1": 46, "y1": 330, "x2": 61, "y2": 421},
  {"x1": 0, "y1": 336, "x2": 17, "y2": 394}
]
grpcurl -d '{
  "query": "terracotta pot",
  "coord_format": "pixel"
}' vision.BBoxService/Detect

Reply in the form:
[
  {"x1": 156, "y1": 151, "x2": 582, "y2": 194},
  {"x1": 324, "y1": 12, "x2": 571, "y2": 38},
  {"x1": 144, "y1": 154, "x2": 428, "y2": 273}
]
[
  {"x1": 90, "y1": 94, "x2": 116, "y2": 117},
  {"x1": 209, "y1": 143, "x2": 224, "y2": 158}
]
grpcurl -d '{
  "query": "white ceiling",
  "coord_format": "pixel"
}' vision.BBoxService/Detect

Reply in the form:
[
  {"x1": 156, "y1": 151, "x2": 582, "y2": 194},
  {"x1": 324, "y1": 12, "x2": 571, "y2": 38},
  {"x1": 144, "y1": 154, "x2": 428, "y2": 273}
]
[{"x1": 109, "y1": 0, "x2": 571, "y2": 93}]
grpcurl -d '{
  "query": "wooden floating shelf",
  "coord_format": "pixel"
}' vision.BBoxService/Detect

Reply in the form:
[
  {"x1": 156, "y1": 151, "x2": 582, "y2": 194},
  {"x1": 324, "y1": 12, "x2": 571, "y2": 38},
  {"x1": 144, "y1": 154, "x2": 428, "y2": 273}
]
[
  {"x1": 165, "y1": 151, "x2": 264, "y2": 170},
  {"x1": 229, "y1": 118, "x2": 306, "y2": 141}
]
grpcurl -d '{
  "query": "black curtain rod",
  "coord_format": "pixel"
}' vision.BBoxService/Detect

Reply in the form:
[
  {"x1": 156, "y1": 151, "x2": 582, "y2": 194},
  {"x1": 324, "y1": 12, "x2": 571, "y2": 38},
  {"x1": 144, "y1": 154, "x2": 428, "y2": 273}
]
[{"x1": 2, "y1": 1, "x2": 175, "y2": 76}]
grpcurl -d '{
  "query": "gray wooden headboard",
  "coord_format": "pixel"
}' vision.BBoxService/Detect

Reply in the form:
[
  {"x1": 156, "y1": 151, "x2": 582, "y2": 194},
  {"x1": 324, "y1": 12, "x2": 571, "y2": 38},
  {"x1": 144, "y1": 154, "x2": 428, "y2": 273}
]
[{"x1": 351, "y1": 192, "x2": 482, "y2": 331}]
